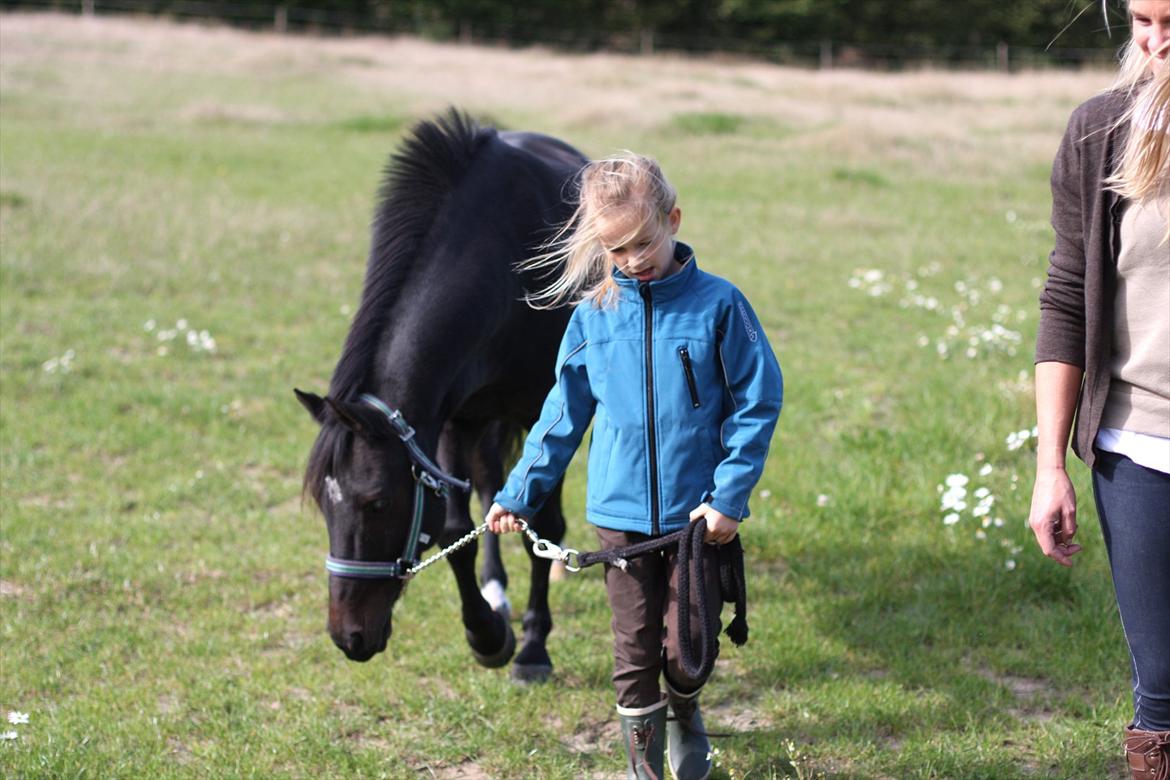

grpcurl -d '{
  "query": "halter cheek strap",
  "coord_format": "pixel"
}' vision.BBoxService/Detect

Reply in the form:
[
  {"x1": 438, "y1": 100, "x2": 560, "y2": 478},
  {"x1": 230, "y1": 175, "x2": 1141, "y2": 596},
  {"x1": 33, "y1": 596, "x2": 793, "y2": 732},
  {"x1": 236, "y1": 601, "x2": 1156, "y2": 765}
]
[{"x1": 324, "y1": 395, "x2": 469, "y2": 580}]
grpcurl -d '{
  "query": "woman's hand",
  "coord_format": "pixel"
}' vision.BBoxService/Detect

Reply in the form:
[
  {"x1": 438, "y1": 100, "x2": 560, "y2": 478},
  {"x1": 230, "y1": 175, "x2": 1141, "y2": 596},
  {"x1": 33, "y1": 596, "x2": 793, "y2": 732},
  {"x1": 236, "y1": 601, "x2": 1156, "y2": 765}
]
[
  {"x1": 688, "y1": 503, "x2": 739, "y2": 545},
  {"x1": 485, "y1": 502, "x2": 526, "y2": 534},
  {"x1": 1027, "y1": 466, "x2": 1082, "y2": 566}
]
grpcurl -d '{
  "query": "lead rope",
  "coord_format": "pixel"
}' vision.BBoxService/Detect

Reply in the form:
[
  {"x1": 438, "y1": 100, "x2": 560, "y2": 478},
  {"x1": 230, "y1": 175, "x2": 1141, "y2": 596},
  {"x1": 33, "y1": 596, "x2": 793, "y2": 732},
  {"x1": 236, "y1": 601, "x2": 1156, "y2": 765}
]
[
  {"x1": 523, "y1": 519, "x2": 749, "y2": 679},
  {"x1": 413, "y1": 519, "x2": 749, "y2": 674}
]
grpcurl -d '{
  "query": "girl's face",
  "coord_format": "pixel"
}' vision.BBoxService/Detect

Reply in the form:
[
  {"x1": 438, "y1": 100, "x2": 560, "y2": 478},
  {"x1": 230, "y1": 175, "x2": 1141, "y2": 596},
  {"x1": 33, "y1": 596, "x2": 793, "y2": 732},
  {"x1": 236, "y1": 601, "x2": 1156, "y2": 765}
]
[
  {"x1": 1131, "y1": 0, "x2": 1170, "y2": 71},
  {"x1": 597, "y1": 205, "x2": 682, "y2": 283}
]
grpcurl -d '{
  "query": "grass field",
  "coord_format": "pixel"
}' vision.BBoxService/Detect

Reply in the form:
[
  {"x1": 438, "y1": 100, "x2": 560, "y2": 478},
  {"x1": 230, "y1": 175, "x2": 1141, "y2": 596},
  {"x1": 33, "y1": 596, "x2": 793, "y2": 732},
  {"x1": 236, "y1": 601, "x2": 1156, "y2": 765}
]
[{"x1": 0, "y1": 12, "x2": 1132, "y2": 779}]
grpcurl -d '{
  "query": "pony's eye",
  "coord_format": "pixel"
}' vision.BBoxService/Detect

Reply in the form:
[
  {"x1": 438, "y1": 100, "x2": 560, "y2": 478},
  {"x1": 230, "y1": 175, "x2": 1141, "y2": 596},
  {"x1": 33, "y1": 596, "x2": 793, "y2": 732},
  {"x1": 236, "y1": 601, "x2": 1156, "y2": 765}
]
[{"x1": 366, "y1": 498, "x2": 389, "y2": 513}]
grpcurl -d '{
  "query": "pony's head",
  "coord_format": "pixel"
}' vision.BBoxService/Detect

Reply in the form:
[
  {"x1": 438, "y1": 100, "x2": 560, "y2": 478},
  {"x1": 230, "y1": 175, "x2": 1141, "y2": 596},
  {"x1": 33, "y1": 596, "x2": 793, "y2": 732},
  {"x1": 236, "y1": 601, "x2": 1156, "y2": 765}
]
[{"x1": 296, "y1": 389, "x2": 448, "y2": 661}]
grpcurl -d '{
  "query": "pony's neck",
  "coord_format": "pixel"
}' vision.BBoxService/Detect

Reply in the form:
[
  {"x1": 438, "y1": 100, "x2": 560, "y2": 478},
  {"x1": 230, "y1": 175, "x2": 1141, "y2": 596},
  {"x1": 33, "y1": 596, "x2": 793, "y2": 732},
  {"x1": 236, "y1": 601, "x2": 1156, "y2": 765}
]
[{"x1": 363, "y1": 272, "x2": 498, "y2": 430}]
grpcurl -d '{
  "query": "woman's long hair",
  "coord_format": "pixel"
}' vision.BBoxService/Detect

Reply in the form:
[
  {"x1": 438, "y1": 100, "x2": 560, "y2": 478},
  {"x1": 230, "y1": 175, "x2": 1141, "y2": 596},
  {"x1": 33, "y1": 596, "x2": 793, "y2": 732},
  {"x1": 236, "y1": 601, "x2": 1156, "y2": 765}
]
[
  {"x1": 1108, "y1": 54, "x2": 1170, "y2": 207},
  {"x1": 1105, "y1": 0, "x2": 1170, "y2": 236}
]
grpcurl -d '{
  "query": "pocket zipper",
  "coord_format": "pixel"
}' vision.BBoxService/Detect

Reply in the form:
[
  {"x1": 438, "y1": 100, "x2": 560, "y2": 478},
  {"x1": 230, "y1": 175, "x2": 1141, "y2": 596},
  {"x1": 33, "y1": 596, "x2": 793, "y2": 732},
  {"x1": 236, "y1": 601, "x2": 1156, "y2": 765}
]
[{"x1": 678, "y1": 346, "x2": 700, "y2": 409}]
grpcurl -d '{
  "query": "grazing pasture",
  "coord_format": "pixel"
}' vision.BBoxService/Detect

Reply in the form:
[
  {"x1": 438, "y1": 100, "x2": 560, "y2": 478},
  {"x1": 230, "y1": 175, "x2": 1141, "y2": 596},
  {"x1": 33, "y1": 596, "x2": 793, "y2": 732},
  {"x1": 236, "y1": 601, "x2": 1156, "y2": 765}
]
[{"x1": 0, "y1": 13, "x2": 1128, "y2": 779}]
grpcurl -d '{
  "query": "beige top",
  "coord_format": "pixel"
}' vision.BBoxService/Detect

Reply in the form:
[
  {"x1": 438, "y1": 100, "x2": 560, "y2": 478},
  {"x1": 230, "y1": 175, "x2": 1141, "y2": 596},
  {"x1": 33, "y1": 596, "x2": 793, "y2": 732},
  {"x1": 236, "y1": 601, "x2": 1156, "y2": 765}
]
[{"x1": 1101, "y1": 196, "x2": 1170, "y2": 438}]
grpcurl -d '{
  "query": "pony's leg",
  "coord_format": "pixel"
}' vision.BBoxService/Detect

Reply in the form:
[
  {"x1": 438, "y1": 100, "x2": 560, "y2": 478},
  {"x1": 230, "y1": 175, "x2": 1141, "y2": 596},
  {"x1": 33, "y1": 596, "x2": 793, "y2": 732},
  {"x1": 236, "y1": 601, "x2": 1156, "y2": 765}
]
[
  {"x1": 472, "y1": 422, "x2": 510, "y2": 621},
  {"x1": 512, "y1": 480, "x2": 566, "y2": 683},
  {"x1": 438, "y1": 424, "x2": 515, "y2": 668}
]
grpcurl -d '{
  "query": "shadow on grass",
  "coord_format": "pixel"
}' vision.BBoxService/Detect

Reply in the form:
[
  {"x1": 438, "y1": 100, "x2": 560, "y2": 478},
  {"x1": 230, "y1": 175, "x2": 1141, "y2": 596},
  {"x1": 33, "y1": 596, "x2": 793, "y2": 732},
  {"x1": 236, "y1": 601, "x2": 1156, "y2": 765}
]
[{"x1": 732, "y1": 513, "x2": 1126, "y2": 779}]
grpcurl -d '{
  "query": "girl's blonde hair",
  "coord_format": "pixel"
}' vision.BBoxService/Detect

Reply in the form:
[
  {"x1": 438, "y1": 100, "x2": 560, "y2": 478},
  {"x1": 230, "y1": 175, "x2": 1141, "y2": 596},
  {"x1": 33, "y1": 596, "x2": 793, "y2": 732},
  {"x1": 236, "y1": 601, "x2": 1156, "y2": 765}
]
[
  {"x1": 1105, "y1": 3, "x2": 1170, "y2": 242},
  {"x1": 522, "y1": 152, "x2": 678, "y2": 309}
]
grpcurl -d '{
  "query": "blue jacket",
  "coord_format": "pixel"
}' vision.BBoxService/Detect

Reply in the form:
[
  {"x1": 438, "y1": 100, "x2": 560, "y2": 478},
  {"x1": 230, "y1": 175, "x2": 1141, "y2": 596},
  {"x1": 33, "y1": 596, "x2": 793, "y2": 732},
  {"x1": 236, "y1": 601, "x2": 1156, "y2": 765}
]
[{"x1": 495, "y1": 243, "x2": 783, "y2": 535}]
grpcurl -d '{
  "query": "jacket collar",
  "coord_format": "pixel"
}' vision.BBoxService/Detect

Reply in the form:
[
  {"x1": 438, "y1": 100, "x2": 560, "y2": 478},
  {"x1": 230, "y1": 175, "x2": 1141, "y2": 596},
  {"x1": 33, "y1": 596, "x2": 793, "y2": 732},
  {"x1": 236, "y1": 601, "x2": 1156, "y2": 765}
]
[{"x1": 612, "y1": 241, "x2": 698, "y2": 302}]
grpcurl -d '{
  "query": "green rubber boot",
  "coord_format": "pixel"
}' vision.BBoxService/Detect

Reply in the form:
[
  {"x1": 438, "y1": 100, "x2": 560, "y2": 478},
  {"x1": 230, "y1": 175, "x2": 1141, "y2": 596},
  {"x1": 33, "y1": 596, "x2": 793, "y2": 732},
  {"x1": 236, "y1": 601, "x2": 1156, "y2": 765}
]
[
  {"x1": 618, "y1": 698, "x2": 668, "y2": 780},
  {"x1": 665, "y1": 680, "x2": 712, "y2": 780}
]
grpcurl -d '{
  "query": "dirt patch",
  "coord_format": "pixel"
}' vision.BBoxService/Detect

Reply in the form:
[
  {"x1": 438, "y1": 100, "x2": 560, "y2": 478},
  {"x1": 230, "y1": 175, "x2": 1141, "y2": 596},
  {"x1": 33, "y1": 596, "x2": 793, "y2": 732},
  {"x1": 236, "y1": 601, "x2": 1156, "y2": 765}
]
[
  {"x1": 406, "y1": 759, "x2": 493, "y2": 779},
  {"x1": 975, "y1": 668, "x2": 1057, "y2": 722},
  {"x1": 0, "y1": 580, "x2": 28, "y2": 598},
  {"x1": 706, "y1": 696, "x2": 773, "y2": 732},
  {"x1": 563, "y1": 717, "x2": 621, "y2": 755}
]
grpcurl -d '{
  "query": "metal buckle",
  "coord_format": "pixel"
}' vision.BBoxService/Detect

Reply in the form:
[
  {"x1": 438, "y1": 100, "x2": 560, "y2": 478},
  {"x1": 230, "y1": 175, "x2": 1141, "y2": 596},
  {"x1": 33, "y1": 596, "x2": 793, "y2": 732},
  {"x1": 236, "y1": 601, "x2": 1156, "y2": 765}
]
[{"x1": 520, "y1": 521, "x2": 581, "y2": 572}]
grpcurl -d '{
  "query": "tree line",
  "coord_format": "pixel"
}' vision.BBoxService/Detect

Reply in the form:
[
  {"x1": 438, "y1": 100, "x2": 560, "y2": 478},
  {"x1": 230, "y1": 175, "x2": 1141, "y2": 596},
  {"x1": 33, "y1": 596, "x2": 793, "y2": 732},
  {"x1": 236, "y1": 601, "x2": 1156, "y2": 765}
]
[{"x1": 2, "y1": 0, "x2": 1129, "y2": 66}]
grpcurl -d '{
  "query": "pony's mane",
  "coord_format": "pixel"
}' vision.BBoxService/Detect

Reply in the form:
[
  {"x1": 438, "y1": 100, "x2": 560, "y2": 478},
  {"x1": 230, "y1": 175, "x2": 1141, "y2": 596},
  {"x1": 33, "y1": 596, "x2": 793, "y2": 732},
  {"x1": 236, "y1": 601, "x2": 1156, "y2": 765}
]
[
  {"x1": 305, "y1": 109, "x2": 494, "y2": 502},
  {"x1": 328, "y1": 108, "x2": 495, "y2": 400}
]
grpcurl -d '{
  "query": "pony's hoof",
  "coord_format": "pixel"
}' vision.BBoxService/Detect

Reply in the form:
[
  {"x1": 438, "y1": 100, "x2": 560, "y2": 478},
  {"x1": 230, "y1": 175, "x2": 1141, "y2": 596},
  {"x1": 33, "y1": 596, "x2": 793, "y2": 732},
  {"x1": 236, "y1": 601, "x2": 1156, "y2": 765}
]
[
  {"x1": 470, "y1": 617, "x2": 516, "y2": 669},
  {"x1": 510, "y1": 662, "x2": 553, "y2": 684}
]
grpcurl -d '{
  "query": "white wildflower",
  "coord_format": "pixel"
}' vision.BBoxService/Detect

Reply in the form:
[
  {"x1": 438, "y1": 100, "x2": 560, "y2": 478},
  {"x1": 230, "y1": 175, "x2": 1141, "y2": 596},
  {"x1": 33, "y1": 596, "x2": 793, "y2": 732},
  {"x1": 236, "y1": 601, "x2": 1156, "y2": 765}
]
[
  {"x1": 42, "y1": 349, "x2": 76, "y2": 374},
  {"x1": 979, "y1": 463, "x2": 993, "y2": 477},
  {"x1": 1005, "y1": 559, "x2": 1017, "y2": 571},
  {"x1": 0, "y1": 731, "x2": 17, "y2": 741},
  {"x1": 945, "y1": 474, "x2": 969, "y2": 488},
  {"x1": 6, "y1": 712, "x2": 28, "y2": 725},
  {"x1": 943, "y1": 513, "x2": 961, "y2": 526},
  {"x1": 816, "y1": 494, "x2": 829, "y2": 507},
  {"x1": 143, "y1": 319, "x2": 156, "y2": 332}
]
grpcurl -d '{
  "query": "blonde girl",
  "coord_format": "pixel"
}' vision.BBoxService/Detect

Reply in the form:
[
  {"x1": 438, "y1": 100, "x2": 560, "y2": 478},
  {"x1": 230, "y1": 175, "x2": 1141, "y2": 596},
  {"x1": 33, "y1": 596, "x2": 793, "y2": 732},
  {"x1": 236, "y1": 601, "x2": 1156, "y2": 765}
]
[
  {"x1": 1028, "y1": 2, "x2": 1170, "y2": 777},
  {"x1": 487, "y1": 153, "x2": 783, "y2": 779}
]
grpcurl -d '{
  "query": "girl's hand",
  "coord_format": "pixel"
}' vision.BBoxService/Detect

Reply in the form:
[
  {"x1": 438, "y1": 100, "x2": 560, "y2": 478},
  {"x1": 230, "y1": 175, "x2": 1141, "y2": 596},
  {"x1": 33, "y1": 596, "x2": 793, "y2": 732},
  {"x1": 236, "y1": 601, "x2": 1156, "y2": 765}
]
[
  {"x1": 688, "y1": 503, "x2": 739, "y2": 545},
  {"x1": 1026, "y1": 466, "x2": 1081, "y2": 566},
  {"x1": 485, "y1": 502, "x2": 526, "y2": 534}
]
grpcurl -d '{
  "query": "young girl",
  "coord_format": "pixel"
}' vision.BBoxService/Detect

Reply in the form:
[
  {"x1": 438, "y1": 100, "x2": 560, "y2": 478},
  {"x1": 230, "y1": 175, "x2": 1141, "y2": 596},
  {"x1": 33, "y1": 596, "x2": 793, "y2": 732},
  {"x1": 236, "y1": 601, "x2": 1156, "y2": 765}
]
[
  {"x1": 486, "y1": 153, "x2": 783, "y2": 779},
  {"x1": 1028, "y1": 2, "x2": 1169, "y2": 776}
]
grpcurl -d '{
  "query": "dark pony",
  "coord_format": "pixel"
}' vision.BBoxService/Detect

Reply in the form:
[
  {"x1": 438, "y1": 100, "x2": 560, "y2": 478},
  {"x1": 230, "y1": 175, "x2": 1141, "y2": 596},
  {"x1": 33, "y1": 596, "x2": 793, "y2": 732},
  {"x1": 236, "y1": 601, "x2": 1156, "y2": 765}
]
[{"x1": 296, "y1": 109, "x2": 586, "y2": 681}]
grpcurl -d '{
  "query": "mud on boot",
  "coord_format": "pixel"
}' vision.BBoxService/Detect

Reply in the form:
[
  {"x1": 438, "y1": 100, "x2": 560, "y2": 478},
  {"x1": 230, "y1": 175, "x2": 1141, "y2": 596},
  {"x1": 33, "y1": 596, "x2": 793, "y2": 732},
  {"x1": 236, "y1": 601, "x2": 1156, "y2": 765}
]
[
  {"x1": 665, "y1": 679, "x2": 711, "y2": 780},
  {"x1": 618, "y1": 697, "x2": 667, "y2": 780}
]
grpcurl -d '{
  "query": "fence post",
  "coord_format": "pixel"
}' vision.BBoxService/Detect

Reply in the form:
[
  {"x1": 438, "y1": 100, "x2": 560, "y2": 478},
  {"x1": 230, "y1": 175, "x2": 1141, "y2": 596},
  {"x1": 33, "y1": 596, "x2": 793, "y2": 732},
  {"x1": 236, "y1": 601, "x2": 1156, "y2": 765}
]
[
  {"x1": 82, "y1": 0, "x2": 94, "y2": 15},
  {"x1": 997, "y1": 41, "x2": 1009, "y2": 72},
  {"x1": 274, "y1": 6, "x2": 287, "y2": 33},
  {"x1": 820, "y1": 39, "x2": 832, "y2": 69},
  {"x1": 640, "y1": 28, "x2": 654, "y2": 56}
]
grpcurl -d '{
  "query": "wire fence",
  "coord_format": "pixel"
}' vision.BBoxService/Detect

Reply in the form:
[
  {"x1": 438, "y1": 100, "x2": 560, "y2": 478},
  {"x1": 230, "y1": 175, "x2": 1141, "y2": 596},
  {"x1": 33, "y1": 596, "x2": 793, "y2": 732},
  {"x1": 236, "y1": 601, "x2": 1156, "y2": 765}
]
[{"x1": 0, "y1": 0, "x2": 1125, "y2": 71}]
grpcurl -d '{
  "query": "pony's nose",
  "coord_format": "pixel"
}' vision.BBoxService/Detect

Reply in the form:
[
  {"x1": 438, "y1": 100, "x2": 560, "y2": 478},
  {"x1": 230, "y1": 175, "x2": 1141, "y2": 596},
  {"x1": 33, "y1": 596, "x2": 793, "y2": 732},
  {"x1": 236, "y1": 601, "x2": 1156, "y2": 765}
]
[
  {"x1": 333, "y1": 622, "x2": 391, "y2": 662},
  {"x1": 336, "y1": 630, "x2": 375, "y2": 661}
]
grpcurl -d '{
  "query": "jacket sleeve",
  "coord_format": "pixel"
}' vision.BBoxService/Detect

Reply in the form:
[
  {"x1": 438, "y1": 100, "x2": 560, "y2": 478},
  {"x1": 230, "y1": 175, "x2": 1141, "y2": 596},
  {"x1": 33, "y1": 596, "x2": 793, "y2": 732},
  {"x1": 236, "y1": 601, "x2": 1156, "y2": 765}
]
[
  {"x1": 706, "y1": 290, "x2": 783, "y2": 520},
  {"x1": 1036, "y1": 106, "x2": 1087, "y2": 368},
  {"x1": 493, "y1": 309, "x2": 595, "y2": 519}
]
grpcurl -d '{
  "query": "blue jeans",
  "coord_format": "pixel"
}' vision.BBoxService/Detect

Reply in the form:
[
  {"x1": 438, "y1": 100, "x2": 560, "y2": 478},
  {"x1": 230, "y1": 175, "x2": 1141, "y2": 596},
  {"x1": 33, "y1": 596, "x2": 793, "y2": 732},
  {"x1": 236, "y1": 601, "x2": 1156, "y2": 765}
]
[{"x1": 1093, "y1": 449, "x2": 1170, "y2": 731}]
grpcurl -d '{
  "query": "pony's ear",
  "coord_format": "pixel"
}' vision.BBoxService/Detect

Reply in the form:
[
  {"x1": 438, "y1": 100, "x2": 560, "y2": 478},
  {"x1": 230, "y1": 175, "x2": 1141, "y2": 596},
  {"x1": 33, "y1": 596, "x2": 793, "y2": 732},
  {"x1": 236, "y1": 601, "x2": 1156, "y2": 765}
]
[
  {"x1": 323, "y1": 397, "x2": 387, "y2": 438},
  {"x1": 295, "y1": 388, "x2": 328, "y2": 424}
]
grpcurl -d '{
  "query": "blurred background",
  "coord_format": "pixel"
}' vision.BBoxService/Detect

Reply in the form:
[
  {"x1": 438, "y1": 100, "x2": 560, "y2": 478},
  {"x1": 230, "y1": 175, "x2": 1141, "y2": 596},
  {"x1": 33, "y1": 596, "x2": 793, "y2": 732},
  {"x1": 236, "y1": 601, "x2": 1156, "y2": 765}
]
[{"x1": 0, "y1": 0, "x2": 1137, "y2": 67}]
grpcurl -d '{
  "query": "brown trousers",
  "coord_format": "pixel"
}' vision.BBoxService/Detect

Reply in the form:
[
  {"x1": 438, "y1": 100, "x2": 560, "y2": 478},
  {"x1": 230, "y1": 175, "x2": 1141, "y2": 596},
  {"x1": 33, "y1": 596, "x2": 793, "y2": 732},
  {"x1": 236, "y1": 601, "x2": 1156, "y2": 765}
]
[{"x1": 597, "y1": 526, "x2": 725, "y2": 709}]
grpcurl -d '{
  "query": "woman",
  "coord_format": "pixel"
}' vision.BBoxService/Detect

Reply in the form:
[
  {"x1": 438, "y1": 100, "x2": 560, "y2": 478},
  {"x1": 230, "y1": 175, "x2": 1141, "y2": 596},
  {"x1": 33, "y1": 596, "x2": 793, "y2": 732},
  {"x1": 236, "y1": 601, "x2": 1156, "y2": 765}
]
[{"x1": 1028, "y1": 1, "x2": 1169, "y2": 777}]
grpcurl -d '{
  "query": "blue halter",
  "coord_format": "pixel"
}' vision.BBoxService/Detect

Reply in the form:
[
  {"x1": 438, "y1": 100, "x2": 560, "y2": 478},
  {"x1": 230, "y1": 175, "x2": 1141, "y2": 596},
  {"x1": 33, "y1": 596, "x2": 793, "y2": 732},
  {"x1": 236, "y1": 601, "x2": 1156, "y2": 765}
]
[{"x1": 324, "y1": 394, "x2": 470, "y2": 580}]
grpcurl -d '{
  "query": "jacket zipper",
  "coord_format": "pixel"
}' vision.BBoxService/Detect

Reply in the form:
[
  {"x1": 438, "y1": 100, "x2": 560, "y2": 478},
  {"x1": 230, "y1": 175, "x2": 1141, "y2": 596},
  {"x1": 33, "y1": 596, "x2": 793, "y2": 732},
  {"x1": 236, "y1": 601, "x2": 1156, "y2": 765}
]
[
  {"x1": 678, "y1": 347, "x2": 700, "y2": 408},
  {"x1": 639, "y1": 283, "x2": 660, "y2": 536}
]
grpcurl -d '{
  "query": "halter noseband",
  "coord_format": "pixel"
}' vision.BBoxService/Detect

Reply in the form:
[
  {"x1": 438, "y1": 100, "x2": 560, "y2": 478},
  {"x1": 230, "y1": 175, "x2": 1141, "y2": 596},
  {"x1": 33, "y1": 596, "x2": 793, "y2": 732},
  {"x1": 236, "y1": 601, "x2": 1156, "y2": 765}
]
[{"x1": 323, "y1": 394, "x2": 470, "y2": 580}]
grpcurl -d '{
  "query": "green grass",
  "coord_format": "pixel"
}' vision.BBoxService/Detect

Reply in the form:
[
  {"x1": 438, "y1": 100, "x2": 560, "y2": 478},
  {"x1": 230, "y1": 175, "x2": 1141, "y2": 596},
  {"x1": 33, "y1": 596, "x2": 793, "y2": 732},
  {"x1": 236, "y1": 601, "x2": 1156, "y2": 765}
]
[{"x1": 0, "y1": 13, "x2": 1127, "y2": 779}]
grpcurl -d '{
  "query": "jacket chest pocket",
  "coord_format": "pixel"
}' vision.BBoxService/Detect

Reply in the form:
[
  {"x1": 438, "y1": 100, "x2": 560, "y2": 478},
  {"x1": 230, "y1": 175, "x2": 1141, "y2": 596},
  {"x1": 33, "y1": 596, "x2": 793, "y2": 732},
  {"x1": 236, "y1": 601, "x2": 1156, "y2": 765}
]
[{"x1": 677, "y1": 346, "x2": 701, "y2": 408}]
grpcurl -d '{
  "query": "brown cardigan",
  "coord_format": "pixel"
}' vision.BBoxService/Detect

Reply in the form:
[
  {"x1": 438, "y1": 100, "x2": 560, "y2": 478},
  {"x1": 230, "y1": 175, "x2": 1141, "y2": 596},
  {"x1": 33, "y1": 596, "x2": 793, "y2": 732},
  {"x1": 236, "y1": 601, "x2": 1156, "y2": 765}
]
[{"x1": 1036, "y1": 90, "x2": 1131, "y2": 469}]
